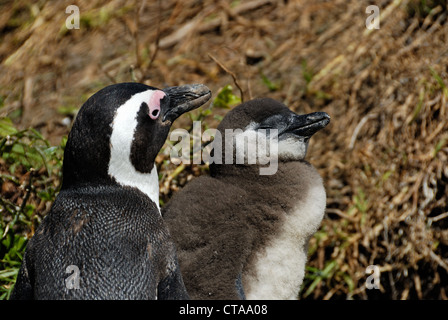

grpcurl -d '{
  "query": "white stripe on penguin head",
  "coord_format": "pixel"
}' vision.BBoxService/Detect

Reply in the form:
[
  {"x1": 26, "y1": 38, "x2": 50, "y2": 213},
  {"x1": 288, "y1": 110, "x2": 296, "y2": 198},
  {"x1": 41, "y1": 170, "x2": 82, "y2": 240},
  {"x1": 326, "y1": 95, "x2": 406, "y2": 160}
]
[{"x1": 108, "y1": 89, "x2": 163, "y2": 211}]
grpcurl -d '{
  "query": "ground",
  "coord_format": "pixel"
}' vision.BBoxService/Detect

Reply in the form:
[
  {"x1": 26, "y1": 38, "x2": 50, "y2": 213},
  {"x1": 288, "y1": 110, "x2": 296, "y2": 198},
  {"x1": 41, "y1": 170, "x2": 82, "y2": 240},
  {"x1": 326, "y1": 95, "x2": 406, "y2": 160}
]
[{"x1": 0, "y1": 0, "x2": 447, "y2": 299}]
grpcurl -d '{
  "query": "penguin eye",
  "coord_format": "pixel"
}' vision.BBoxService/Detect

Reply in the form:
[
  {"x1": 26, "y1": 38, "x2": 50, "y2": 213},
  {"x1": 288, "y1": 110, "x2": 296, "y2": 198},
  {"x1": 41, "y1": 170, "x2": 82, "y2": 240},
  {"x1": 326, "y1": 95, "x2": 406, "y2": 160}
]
[
  {"x1": 151, "y1": 109, "x2": 160, "y2": 118},
  {"x1": 142, "y1": 101, "x2": 161, "y2": 120}
]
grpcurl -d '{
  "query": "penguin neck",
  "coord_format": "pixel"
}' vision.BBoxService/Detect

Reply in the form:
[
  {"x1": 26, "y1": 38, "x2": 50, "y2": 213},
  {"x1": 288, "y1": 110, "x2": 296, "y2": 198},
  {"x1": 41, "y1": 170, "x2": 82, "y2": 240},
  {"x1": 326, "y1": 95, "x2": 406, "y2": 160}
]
[
  {"x1": 108, "y1": 163, "x2": 160, "y2": 211},
  {"x1": 62, "y1": 162, "x2": 160, "y2": 211},
  {"x1": 108, "y1": 114, "x2": 161, "y2": 211}
]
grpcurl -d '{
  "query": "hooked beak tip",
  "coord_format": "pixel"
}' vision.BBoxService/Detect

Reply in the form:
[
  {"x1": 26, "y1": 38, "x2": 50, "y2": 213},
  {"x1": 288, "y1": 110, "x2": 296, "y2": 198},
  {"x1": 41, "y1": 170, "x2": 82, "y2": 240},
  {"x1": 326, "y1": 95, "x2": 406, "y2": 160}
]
[{"x1": 162, "y1": 84, "x2": 212, "y2": 123}]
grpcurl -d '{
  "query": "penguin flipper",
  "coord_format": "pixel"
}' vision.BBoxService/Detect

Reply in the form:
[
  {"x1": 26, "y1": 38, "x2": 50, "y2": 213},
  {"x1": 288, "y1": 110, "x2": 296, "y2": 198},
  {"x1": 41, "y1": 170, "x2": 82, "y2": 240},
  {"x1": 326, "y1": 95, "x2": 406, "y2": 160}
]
[
  {"x1": 157, "y1": 259, "x2": 189, "y2": 300},
  {"x1": 10, "y1": 252, "x2": 33, "y2": 300},
  {"x1": 235, "y1": 272, "x2": 246, "y2": 300}
]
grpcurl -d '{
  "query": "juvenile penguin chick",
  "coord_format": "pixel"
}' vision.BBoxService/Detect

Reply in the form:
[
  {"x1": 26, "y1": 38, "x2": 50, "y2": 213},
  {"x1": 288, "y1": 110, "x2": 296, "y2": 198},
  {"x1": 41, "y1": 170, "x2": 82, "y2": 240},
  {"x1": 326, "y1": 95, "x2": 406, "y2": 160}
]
[
  {"x1": 11, "y1": 82, "x2": 211, "y2": 300},
  {"x1": 163, "y1": 98, "x2": 330, "y2": 300}
]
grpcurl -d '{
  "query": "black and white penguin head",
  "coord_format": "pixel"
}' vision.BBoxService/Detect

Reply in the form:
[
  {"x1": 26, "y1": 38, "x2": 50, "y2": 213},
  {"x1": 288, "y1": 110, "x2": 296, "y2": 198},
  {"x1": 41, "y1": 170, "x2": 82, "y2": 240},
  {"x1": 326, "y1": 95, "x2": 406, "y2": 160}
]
[
  {"x1": 62, "y1": 82, "x2": 211, "y2": 205},
  {"x1": 210, "y1": 98, "x2": 330, "y2": 175}
]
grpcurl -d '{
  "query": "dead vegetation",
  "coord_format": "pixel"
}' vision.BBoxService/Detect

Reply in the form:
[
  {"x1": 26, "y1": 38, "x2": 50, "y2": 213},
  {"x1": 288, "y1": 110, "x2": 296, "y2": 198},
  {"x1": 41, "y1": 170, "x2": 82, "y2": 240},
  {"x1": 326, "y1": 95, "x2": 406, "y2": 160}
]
[{"x1": 1, "y1": 0, "x2": 447, "y2": 299}]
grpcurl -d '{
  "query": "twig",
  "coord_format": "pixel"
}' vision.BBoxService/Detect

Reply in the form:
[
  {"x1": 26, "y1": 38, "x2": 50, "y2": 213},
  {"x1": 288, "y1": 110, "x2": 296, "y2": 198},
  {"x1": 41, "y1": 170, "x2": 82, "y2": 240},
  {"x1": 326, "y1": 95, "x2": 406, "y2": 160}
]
[
  {"x1": 145, "y1": 0, "x2": 161, "y2": 76},
  {"x1": 2, "y1": 168, "x2": 35, "y2": 239},
  {"x1": 388, "y1": 270, "x2": 398, "y2": 300},
  {"x1": 159, "y1": 20, "x2": 199, "y2": 49},
  {"x1": 429, "y1": 250, "x2": 448, "y2": 273},
  {"x1": 19, "y1": 168, "x2": 35, "y2": 216},
  {"x1": 325, "y1": 208, "x2": 358, "y2": 223},
  {"x1": 349, "y1": 113, "x2": 378, "y2": 150},
  {"x1": 247, "y1": 78, "x2": 253, "y2": 101},
  {"x1": 0, "y1": 196, "x2": 16, "y2": 216},
  {"x1": 232, "y1": 0, "x2": 273, "y2": 14},
  {"x1": 208, "y1": 53, "x2": 245, "y2": 102},
  {"x1": 21, "y1": 76, "x2": 34, "y2": 125},
  {"x1": 397, "y1": 172, "x2": 425, "y2": 219},
  {"x1": 133, "y1": 0, "x2": 142, "y2": 69},
  {"x1": 428, "y1": 211, "x2": 448, "y2": 223}
]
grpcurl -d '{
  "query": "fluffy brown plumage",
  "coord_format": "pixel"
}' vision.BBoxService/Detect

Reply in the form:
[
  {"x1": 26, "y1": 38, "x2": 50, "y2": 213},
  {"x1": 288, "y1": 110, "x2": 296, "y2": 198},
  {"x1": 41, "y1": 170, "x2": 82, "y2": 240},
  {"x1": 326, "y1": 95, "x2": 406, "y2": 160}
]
[{"x1": 163, "y1": 98, "x2": 330, "y2": 299}]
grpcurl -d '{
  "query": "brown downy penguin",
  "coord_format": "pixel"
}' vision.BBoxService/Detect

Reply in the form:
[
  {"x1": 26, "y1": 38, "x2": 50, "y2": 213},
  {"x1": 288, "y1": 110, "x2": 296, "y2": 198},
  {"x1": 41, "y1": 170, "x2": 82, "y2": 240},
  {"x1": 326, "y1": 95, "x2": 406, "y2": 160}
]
[
  {"x1": 11, "y1": 82, "x2": 211, "y2": 300},
  {"x1": 163, "y1": 98, "x2": 330, "y2": 299}
]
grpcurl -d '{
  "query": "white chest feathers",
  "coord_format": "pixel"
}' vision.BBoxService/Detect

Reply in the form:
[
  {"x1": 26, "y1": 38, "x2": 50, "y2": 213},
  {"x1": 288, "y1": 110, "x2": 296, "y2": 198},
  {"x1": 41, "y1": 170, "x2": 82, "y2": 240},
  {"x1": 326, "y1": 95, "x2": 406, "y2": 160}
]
[
  {"x1": 243, "y1": 181, "x2": 326, "y2": 300},
  {"x1": 107, "y1": 90, "x2": 160, "y2": 211}
]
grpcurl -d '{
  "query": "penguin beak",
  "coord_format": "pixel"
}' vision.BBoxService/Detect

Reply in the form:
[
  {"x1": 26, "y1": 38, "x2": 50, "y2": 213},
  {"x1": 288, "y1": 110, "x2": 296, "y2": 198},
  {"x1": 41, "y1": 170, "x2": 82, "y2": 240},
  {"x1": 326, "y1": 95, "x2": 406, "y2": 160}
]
[
  {"x1": 162, "y1": 84, "x2": 212, "y2": 123},
  {"x1": 285, "y1": 112, "x2": 330, "y2": 138}
]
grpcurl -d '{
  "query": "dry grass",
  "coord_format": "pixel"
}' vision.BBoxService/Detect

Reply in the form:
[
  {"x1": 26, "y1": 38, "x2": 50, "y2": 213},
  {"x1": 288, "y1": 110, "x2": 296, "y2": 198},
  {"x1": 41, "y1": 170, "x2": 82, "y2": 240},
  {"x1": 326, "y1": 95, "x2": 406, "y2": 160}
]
[{"x1": 1, "y1": 0, "x2": 447, "y2": 299}]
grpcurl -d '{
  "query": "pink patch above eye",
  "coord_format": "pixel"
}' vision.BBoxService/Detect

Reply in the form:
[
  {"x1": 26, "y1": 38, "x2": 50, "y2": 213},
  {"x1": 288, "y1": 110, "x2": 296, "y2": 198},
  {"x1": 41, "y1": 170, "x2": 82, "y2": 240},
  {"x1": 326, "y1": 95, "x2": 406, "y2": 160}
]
[{"x1": 148, "y1": 90, "x2": 166, "y2": 120}]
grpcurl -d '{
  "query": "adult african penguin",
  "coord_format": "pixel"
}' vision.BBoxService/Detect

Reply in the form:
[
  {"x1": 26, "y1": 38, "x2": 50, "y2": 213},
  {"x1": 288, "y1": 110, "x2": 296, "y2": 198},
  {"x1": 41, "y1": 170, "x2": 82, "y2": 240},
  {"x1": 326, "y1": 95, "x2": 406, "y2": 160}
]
[
  {"x1": 163, "y1": 98, "x2": 330, "y2": 300},
  {"x1": 11, "y1": 82, "x2": 211, "y2": 300}
]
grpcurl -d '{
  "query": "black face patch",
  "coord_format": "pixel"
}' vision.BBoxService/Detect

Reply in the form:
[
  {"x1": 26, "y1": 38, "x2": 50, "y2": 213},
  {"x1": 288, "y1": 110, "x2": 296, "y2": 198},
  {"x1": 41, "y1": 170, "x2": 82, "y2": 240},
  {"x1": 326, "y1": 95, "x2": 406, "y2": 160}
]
[
  {"x1": 130, "y1": 102, "x2": 170, "y2": 174},
  {"x1": 140, "y1": 102, "x2": 149, "y2": 116}
]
